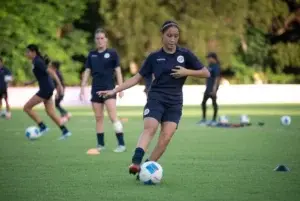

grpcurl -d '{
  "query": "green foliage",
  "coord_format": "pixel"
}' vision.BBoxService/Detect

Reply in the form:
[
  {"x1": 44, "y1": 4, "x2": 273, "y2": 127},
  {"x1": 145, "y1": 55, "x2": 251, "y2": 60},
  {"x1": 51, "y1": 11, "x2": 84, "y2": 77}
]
[
  {"x1": 1, "y1": 0, "x2": 299, "y2": 85},
  {"x1": 0, "y1": 0, "x2": 89, "y2": 85}
]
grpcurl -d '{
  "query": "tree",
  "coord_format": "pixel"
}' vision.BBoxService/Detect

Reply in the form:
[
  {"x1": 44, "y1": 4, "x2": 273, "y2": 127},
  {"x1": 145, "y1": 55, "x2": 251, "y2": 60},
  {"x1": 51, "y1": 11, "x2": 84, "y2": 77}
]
[{"x1": 0, "y1": 0, "x2": 90, "y2": 85}]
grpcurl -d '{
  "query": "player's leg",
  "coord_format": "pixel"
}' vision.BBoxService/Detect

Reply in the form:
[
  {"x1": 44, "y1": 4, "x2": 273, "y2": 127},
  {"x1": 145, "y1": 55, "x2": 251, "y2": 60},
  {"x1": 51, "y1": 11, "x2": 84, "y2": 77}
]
[
  {"x1": 23, "y1": 94, "x2": 47, "y2": 133},
  {"x1": 129, "y1": 101, "x2": 163, "y2": 174},
  {"x1": 198, "y1": 92, "x2": 210, "y2": 125},
  {"x1": 211, "y1": 95, "x2": 218, "y2": 123},
  {"x1": 105, "y1": 97, "x2": 126, "y2": 152},
  {"x1": 147, "y1": 105, "x2": 181, "y2": 161},
  {"x1": 4, "y1": 91, "x2": 11, "y2": 119},
  {"x1": 55, "y1": 95, "x2": 71, "y2": 123},
  {"x1": 44, "y1": 98, "x2": 71, "y2": 139},
  {"x1": 91, "y1": 98, "x2": 105, "y2": 150}
]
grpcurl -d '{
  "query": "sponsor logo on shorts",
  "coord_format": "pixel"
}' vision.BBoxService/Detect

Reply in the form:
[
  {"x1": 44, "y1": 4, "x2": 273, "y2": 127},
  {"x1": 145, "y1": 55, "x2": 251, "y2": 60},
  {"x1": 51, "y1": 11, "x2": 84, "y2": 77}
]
[{"x1": 144, "y1": 108, "x2": 150, "y2": 116}]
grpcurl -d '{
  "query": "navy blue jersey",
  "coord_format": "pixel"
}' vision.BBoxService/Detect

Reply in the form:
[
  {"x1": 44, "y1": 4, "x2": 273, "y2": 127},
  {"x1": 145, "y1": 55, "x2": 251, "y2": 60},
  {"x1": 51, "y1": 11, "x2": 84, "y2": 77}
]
[
  {"x1": 32, "y1": 56, "x2": 54, "y2": 91},
  {"x1": 144, "y1": 74, "x2": 153, "y2": 92},
  {"x1": 0, "y1": 66, "x2": 11, "y2": 90},
  {"x1": 205, "y1": 63, "x2": 220, "y2": 92},
  {"x1": 139, "y1": 47, "x2": 204, "y2": 105},
  {"x1": 85, "y1": 48, "x2": 120, "y2": 94},
  {"x1": 53, "y1": 69, "x2": 65, "y2": 88}
]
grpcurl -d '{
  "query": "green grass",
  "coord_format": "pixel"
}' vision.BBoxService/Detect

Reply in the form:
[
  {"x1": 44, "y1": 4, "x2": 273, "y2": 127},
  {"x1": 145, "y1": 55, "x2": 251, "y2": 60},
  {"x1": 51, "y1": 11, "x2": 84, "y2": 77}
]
[{"x1": 0, "y1": 104, "x2": 300, "y2": 201}]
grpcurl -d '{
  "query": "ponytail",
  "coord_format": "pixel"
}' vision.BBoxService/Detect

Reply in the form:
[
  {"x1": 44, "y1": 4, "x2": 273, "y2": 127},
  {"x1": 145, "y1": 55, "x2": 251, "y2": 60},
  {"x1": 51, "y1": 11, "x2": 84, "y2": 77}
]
[{"x1": 27, "y1": 44, "x2": 50, "y2": 65}]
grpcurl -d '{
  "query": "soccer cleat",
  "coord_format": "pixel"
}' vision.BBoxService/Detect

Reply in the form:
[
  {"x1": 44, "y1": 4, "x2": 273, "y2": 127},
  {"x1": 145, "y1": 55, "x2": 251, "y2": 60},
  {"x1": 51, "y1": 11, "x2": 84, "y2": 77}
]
[
  {"x1": 39, "y1": 127, "x2": 49, "y2": 136},
  {"x1": 5, "y1": 112, "x2": 11, "y2": 119},
  {"x1": 96, "y1": 145, "x2": 106, "y2": 151},
  {"x1": 113, "y1": 145, "x2": 126, "y2": 153},
  {"x1": 208, "y1": 120, "x2": 218, "y2": 126},
  {"x1": 196, "y1": 119, "x2": 207, "y2": 126},
  {"x1": 58, "y1": 132, "x2": 72, "y2": 140},
  {"x1": 129, "y1": 163, "x2": 140, "y2": 175}
]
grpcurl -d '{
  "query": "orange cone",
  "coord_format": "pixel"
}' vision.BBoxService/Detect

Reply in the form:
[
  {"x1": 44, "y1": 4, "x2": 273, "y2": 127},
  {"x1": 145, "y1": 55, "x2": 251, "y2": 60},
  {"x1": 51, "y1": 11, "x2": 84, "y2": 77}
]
[{"x1": 86, "y1": 148, "x2": 100, "y2": 155}]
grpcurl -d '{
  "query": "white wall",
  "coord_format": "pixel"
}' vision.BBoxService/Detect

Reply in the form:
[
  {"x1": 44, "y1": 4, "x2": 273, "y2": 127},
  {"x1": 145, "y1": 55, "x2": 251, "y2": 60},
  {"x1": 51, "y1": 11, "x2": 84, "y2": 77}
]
[{"x1": 6, "y1": 84, "x2": 300, "y2": 107}]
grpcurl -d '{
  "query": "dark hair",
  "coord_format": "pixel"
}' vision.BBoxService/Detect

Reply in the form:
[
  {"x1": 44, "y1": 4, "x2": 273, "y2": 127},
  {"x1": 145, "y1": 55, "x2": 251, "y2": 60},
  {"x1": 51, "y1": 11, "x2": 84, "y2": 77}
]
[
  {"x1": 94, "y1": 28, "x2": 106, "y2": 36},
  {"x1": 206, "y1": 52, "x2": 220, "y2": 64},
  {"x1": 161, "y1": 20, "x2": 179, "y2": 33},
  {"x1": 27, "y1": 44, "x2": 41, "y2": 56},
  {"x1": 27, "y1": 44, "x2": 50, "y2": 65},
  {"x1": 51, "y1": 61, "x2": 61, "y2": 69}
]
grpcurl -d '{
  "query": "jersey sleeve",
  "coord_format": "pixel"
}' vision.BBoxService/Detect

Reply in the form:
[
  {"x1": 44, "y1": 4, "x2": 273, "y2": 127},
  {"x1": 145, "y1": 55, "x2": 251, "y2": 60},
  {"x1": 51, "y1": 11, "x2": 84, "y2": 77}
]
[
  {"x1": 138, "y1": 55, "x2": 153, "y2": 78},
  {"x1": 185, "y1": 50, "x2": 204, "y2": 70},
  {"x1": 85, "y1": 53, "x2": 92, "y2": 69},
  {"x1": 113, "y1": 50, "x2": 120, "y2": 68}
]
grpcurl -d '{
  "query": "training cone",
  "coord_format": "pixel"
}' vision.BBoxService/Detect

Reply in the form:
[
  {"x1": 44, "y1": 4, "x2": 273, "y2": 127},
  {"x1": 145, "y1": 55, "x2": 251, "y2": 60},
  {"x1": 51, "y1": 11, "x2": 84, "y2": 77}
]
[
  {"x1": 86, "y1": 148, "x2": 100, "y2": 155},
  {"x1": 274, "y1": 165, "x2": 290, "y2": 172}
]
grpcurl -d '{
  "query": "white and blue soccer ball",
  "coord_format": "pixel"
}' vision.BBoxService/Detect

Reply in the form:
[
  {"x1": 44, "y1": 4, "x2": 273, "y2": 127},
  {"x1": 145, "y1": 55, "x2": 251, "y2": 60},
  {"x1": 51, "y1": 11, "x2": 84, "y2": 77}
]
[
  {"x1": 280, "y1": 116, "x2": 291, "y2": 126},
  {"x1": 139, "y1": 161, "x2": 163, "y2": 185},
  {"x1": 25, "y1": 126, "x2": 41, "y2": 140},
  {"x1": 240, "y1": 115, "x2": 250, "y2": 124},
  {"x1": 218, "y1": 115, "x2": 229, "y2": 124}
]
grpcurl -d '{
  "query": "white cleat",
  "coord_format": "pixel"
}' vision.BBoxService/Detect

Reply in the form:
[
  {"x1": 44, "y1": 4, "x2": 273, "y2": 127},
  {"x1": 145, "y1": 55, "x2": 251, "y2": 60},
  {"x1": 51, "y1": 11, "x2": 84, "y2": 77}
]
[
  {"x1": 58, "y1": 132, "x2": 72, "y2": 140},
  {"x1": 113, "y1": 145, "x2": 126, "y2": 153},
  {"x1": 96, "y1": 145, "x2": 106, "y2": 152}
]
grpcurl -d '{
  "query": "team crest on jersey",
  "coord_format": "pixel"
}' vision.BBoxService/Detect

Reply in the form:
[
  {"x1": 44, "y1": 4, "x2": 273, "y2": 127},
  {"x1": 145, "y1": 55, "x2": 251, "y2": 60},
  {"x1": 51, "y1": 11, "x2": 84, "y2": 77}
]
[
  {"x1": 177, "y1": 55, "x2": 184, "y2": 63},
  {"x1": 104, "y1": 53, "x2": 110, "y2": 59},
  {"x1": 144, "y1": 108, "x2": 150, "y2": 116}
]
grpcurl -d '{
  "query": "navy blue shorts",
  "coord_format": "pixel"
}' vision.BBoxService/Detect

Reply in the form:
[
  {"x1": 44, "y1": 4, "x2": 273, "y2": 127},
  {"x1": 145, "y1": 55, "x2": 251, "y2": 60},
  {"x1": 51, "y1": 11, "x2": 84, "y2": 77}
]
[
  {"x1": 36, "y1": 89, "x2": 53, "y2": 100},
  {"x1": 143, "y1": 99, "x2": 182, "y2": 125},
  {"x1": 91, "y1": 93, "x2": 116, "y2": 104},
  {"x1": 0, "y1": 88, "x2": 7, "y2": 99}
]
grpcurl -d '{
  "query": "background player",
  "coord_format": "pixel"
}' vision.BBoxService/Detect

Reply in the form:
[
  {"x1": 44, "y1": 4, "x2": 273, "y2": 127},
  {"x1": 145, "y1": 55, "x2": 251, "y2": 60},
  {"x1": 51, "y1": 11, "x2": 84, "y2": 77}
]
[
  {"x1": 197, "y1": 52, "x2": 221, "y2": 126},
  {"x1": 23, "y1": 44, "x2": 71, "y2": 139},
  {"x1": 97, "y1": 20, "x2": 210, "y2": 176},
  {"x1": 49, "y1": 61, "x2": 71, "y2": 123},
  {"x1": 0, "y1": 57, "x2": 13, "y2": 119},
  {"x1": 80, "y1": 28, "x2": 126, "y2": 153}
]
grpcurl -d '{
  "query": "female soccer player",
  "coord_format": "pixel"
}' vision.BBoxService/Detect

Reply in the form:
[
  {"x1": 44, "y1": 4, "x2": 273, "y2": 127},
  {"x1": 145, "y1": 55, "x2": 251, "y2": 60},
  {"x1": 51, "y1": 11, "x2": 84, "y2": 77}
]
[
  {"x1": 24, "y1": 44, "x2": 71, "y2": 139},
  {"x1": 80, "y1": 28, "x2": 126, "y2": 153},
  {"x1": 49, "y1": 61, "x2": 71, "y2": 123},
  {"x1": 198, "y1": 52, "x2": 221, "y2": 126},
  {"x1": 97, "y1": 20, "x2": 210, "y2": 175},
  {"x1": 0, "y1": 57, "x2": 13, "y2": 119}
]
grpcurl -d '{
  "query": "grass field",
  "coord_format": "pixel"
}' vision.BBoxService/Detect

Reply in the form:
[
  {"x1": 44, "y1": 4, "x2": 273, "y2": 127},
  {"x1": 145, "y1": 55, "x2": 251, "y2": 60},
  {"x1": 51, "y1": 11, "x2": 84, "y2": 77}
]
[{"x1": 0, "y1": 104, "x2": 300, "y2": 201}]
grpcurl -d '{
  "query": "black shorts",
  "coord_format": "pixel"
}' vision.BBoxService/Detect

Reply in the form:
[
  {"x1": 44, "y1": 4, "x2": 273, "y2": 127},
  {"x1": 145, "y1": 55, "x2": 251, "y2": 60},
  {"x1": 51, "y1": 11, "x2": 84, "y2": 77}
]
[
  {"x1": 91, "y1": 93, "x2": 116, "y2": 104},
  {"x1": 143, "y1": 99, "x2": 182, "y2": 125},
  {"x1": 0, "y1": 88, "x2": 8, "y2": 99},
  {"x1": 36, "y1": 89, "x2": 54, "y2": 100}
]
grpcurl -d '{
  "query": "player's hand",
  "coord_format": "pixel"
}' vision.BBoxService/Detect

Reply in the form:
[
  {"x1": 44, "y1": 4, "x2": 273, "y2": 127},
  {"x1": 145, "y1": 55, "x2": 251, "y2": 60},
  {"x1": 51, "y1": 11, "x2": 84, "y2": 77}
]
[
  {"x1": 118, "y1": 91, "x2": 124, "y2": 98},
  {"x1": 79, "y1": 88, "x2": 85, "y2": 101},
  {"x1": 170, "y1": 66, "x2": 188, "y2": 78},
  {"x1": 97, "y1": 89, "x2": 116, "y2": 98}
]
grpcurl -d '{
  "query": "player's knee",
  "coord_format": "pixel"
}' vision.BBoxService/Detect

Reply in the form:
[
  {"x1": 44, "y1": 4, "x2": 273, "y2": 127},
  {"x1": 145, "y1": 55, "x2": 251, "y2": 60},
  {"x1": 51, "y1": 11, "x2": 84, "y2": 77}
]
[
  {"x1": 23, "y1": 105, "x2": 30, "y2": 113},
  {"x1": 144, "y1": 126, "x2": 157, "y2": 137},
  {"x1": 95, "y1": 115, "x2": 104, "y2": 123},
  {"x1": 113, "y1": 120, "x2": 123, "y2": 133}
]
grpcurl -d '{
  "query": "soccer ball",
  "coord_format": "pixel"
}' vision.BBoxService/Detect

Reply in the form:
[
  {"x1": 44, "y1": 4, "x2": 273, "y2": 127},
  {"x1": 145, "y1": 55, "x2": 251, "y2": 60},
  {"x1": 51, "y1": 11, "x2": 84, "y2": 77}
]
[
  {"x1": 280, "y1": 116, "x2": 291, "y2": 126},
  {"x1": 240, "y1": 115, "x2": 250, "y2": 124},
  {"x1": 139, "y1": 161, "x2": 163, "y2": 185},
  {"x1": 218, "y1": 115, "x2": 229, "y2": 124},
  {"x1": 25, "y1": 126, "x2": 41, "y2": 140}
]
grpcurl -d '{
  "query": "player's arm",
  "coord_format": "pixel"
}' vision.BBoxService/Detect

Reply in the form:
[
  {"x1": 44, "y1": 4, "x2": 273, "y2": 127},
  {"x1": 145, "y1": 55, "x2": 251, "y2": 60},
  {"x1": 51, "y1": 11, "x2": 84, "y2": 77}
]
[
  {"x1": 115, "y1": 67, "x2": 123, "y2": 86},
  {"x1": 113, "y1": 73, "x2": 143, "y2": 94},
  {"x1": 81, "y1": 68, "x2": 91, "y2": 88},
  {"x1": 183, "y1": 67, "x2": 210, "y2": 78},
  {"x1": 47, "y1": 67, "x2": 64, "y2": 95},
  {"x1": 212, "y1": 66, "x2": 221, "y2": 93}
]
